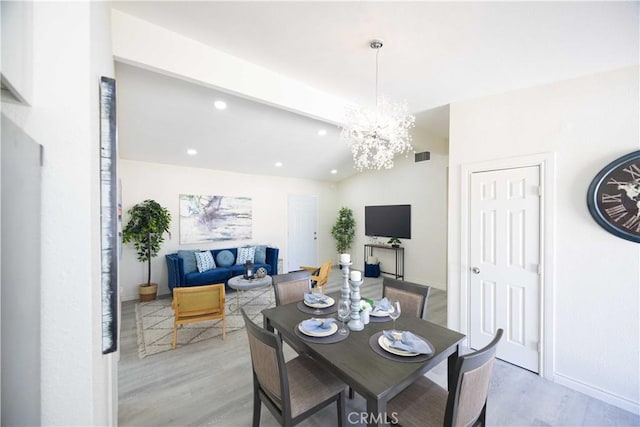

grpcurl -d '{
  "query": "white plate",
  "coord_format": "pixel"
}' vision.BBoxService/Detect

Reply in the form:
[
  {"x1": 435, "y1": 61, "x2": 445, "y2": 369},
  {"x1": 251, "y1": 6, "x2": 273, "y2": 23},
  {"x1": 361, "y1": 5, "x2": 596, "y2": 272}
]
[
  {"x1": 298, "y1": 321, "x2": 338, "y2": 337},
  {"x1": 303, "y1": 296, "x2": 335, "y2": 309},
  {"x1": 370, "y1": 310, "x2": 389, "y2": 317},
  {"x1": 378, "y1": 335, "x2": 419, "y2": 357}
]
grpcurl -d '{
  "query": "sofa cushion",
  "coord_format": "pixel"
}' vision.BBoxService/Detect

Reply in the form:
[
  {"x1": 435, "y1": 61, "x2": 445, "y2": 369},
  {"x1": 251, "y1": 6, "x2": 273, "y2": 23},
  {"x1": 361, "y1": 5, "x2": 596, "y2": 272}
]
[
  {"x1": 185, "y1": 268, "x2": 231, "y2": 286},
  {"x1": 177, "y1": 250, "x2": 198, "y2": 274},
  {"x1": 236, "y1": 246, "x2": 256, "y2": 265},
  {"x1": 216, "y1": 250, "x2": 235, "y2": 267},
  {"x1": 195, "y1": 250, "x2": 216, "y2": 272},
  {"x1": 254, "y1": 245, "x2": 267, "y2": 264}
]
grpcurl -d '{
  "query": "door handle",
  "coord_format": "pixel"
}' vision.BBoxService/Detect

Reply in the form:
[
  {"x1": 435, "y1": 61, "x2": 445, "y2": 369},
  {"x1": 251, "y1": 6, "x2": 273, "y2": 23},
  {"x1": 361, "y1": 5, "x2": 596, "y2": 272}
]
[{"x1": 471, "y1": 267, "x2": 480, "y2": 274}]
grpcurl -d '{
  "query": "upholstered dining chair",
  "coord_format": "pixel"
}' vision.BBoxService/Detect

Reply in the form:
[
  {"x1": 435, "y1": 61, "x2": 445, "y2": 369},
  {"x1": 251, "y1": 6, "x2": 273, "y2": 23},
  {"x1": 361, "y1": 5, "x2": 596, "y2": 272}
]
[
  {"x1": 299, "y1": 259, "x2": 332, "y2": 290},
  {"x1": 171, "y1": 283, "x2": 225, "y2": 349},
  {"x1": 387, "y1": 329, "x2": 504, "y2": 427},
  {"x1": 383, "y1": 277, "x2": 431, "y2": 320},
  {"x1": 272, "y1": 270, "x2": 311, "y2": 306},
  {"x1": 241, "y1": 308, "x2": 347, "y2": 427}
]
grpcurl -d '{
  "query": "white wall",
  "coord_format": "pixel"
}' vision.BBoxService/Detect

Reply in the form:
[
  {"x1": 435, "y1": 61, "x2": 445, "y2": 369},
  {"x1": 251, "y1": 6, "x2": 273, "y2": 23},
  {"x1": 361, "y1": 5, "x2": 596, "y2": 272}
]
[
  {"x1": 448, "y1": 67, "x2": 639, "y2": 413},
  {"x1": 336, "y1": 148, "x2": 449, "y2": 290},
  {"x1": 1, "y1": 2, "x2": 116, "y2": 424},
  {"x1": 119, "y1": 159, "x2": 338, "y2": 301}
]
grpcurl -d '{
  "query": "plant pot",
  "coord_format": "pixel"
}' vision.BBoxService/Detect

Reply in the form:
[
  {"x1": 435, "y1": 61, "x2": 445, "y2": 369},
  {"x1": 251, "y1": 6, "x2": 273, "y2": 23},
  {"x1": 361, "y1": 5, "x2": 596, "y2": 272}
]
[{"x1": 139, "y1": 283, "x2": 158, "y2": 302}]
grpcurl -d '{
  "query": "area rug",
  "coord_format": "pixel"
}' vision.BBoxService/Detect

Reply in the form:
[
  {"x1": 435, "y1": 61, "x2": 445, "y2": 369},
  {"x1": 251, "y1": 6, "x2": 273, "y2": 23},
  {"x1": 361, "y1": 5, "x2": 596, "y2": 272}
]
[{"x1": 135, "y1": 286, "x2": 274, "y2": 358}]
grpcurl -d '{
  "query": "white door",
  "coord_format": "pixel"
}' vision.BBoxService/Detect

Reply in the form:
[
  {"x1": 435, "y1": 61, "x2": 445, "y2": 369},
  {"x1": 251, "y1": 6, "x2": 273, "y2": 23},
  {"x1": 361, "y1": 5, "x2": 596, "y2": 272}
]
[
  {"x1": 287, "y1": 195, "x2": 318, "y2": 272},
  {"x1": 469, "y1": 166, "x2": 541, "y2": 372}
]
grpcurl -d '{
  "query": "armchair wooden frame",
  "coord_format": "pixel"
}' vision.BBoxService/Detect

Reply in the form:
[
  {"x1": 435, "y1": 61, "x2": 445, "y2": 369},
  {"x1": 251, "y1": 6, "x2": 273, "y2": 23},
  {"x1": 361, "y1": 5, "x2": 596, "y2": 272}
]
[
  {"x1": 171, "y1": 283, "x2": 226, "y2": 349},
  {"x1": 300, "y1": 260, "x2": 332, "y2": 289}
]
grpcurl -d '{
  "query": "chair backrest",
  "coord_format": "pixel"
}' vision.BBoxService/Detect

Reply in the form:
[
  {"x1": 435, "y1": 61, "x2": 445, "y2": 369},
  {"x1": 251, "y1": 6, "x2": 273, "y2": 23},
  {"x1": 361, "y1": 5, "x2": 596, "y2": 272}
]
[
  {"x1": 241, "y1": 308, "x2": 292, "y2": 417},
  {"x1": 272, "y1": 270, "x2": 311, "y2": 306},
  {"x1": 445, "y1": 329, "x2": 503, "y2": 427},
  {"x1": 382, "y1": 277, "x2": 431, "y2": 319},
  {"x1": 314, "y1": 260, "x2": 332, "y2": 287},
  {"x1": 173, "y1": 283, "x2": 225, "y2": 320}
]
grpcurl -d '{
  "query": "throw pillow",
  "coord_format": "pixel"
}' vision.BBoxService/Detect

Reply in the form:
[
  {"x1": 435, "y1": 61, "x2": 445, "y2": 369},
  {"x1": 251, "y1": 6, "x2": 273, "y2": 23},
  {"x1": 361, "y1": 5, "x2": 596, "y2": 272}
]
[
  {"x1": 216, "y1": 250, "x2": 235, "y2": 267},
  {"x1": 236, "y1": 246, "x2": 256, "y2": 265},
  {"x1": 194, "y1": 250, "x2": 216, "y2": 273},
  {"x1": 254, "y1": 245, "x2": 267, "y2": 264},
  {"x1": 177, "y1": 250, "x2": 198, "y2": 274}
]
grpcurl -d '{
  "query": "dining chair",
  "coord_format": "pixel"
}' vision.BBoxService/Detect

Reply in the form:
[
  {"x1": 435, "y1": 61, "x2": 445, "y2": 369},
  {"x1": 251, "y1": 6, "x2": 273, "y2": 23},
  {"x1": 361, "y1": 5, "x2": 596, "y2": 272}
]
[
  {"x1": 272, "y1": 270, "x2": 311, "y2": 306},
  {"x1": 299, "y1": 259, "x2": 332, "y2": 290},
  {"x1": 171, "y1": 283, "x2": 225, "y2": 349},
  {"x1": 383, "y1": 276, "x2": 431, "y2": 319},
  {"x1": 387, "y1": 329, "x2": 504, "y2": 427},
  {"x1": 241, "y1": 308, "x2": 347, "y2": 427}
]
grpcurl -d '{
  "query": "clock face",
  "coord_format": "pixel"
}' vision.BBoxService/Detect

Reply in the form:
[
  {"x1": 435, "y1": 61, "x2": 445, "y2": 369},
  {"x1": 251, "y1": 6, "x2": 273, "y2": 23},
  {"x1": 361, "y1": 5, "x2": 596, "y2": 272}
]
[{"x1": 587, "y1": 150, "x2": 640, "y2": 243}]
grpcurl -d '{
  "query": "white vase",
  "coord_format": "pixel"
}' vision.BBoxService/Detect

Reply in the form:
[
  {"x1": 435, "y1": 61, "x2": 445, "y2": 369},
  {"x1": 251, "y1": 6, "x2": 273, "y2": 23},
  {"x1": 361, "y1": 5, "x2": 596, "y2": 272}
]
[{"x1": 361, "y1": 309, "x2": 370, "y2": 325}]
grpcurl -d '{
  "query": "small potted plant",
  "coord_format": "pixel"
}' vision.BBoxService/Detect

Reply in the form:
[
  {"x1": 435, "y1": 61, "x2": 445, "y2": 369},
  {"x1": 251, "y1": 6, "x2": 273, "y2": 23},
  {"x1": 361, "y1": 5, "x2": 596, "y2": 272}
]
[
  {"x1": 123, "y1": 199, "x2": 171, "y2": 301},
  {"x1": 387, "y1": 237, "x2": 402, "y2": 248}
]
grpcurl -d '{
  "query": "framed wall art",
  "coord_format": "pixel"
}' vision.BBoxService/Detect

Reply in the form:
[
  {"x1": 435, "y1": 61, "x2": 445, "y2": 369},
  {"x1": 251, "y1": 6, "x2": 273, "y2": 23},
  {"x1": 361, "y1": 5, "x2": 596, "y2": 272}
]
[{"x1": 179, "y1": 194, "x2": 252, "y2": 244}]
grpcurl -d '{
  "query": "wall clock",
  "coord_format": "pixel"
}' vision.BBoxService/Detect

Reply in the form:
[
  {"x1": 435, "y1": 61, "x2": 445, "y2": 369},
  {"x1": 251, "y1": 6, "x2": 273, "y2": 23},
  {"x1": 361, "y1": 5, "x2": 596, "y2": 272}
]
[{"x1": 587, "y1": 150, "x2": 640, "y2": 243}]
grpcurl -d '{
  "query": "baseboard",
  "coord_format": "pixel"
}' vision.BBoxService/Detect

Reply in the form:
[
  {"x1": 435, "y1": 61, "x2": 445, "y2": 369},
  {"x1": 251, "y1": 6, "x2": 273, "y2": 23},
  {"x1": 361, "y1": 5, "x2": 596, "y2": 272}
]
[{"x1": 554, "y1": 372, "x2": 639, "y2": 415}]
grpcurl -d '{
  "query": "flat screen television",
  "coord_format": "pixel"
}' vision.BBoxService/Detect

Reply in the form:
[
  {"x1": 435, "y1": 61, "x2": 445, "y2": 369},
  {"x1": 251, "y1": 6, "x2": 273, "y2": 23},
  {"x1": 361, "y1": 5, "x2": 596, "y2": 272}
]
[{"x1": 365, "y1": 204, "x2": 411, "y2": 239}]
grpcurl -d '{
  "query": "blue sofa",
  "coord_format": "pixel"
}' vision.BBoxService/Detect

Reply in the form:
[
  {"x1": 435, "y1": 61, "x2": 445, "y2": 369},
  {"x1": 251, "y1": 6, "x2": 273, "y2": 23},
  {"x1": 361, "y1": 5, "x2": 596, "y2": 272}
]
[{"x1": 166, "y1": 246, "x2": 279, "y2": 293}]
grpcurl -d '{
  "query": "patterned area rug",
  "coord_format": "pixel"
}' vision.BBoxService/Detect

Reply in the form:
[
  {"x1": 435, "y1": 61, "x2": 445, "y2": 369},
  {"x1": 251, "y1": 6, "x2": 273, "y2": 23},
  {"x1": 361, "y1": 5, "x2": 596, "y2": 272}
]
[{"x1": 135, "y1": 286, "x2": 274, "y2": 358}]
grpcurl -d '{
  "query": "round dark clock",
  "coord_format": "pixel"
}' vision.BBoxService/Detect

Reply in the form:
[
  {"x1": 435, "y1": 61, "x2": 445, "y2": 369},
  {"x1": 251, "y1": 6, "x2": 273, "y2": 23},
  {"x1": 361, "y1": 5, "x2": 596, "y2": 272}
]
[{"x1": 587, "y1": 150, "x2": 640, "y2": 243}]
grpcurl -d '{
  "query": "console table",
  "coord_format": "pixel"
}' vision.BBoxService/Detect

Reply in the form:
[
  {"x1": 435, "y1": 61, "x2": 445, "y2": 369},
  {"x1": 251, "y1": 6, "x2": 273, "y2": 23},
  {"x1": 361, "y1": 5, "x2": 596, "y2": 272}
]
[{"x1": 364, "y1": 244, "x2": 404, "y2": 280}]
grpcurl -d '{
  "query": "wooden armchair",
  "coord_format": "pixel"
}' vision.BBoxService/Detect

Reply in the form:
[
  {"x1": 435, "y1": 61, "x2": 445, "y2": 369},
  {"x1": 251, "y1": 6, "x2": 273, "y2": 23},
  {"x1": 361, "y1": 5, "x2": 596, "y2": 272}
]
[
  {"x1": 299, "y1": 260, "x2": 332, "y2": 290},
  {"x1": 171, "y1": 283, "x2": 226, "y2": 349}
]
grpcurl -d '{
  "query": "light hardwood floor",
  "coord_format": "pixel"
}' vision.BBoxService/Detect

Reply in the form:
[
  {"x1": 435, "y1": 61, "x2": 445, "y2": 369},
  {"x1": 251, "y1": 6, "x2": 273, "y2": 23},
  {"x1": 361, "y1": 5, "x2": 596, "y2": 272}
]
[{"x1": 119, "y1": 268, "x2": 639, "y2": 426}]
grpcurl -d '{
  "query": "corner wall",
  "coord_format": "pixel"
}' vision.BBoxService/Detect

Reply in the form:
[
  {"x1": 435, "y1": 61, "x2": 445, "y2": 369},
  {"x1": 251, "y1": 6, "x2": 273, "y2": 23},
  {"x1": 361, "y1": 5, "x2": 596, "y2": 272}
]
[
  {"x1": 448, "y1": 67, "x2": 640, "y2": 413},
  {"x1": 119, "y1": 159, "x2": 338, "y2": 301},
  {"x1": 336, "y1": 147, "x2": 449, "y2": 290}
]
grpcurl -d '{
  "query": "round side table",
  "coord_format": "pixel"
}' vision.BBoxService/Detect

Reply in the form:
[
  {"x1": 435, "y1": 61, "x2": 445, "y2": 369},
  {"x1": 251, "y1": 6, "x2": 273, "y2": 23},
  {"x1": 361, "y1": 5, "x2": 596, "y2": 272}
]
[{"x1": 228, "y1": 275, "x2": 272, "y2": 312}]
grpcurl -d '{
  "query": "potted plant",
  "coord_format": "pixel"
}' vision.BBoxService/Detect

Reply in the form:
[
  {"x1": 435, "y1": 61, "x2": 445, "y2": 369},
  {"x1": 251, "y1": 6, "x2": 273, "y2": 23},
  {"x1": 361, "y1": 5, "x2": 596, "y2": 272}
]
[
  {"x1": 122, "y1": 199, "x2": 171, "y2": 301},
  {"x1": 387, "y1": 237, "x2": 402, "y2": 248},
  {"x1": 331, "y1": 207, "x2": 356, "y2": 266}
]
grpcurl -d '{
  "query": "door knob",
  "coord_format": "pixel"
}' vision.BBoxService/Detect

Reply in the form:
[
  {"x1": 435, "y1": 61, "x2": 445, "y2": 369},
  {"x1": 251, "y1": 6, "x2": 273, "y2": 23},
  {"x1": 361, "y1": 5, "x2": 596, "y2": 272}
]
[{"x1": 471, "y1": 267, "x2": 480, "y2": 274}]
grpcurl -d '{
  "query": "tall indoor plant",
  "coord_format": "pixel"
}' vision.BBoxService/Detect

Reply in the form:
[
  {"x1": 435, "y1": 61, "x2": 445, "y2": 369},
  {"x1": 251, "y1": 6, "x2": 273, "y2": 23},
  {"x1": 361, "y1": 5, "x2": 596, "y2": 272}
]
[
  {"x1": 330, "y1": 207, "x2": 356, "y2": 264},
  {"x1": 122, "y1": 199, "x2": 171, "y2": 301}
]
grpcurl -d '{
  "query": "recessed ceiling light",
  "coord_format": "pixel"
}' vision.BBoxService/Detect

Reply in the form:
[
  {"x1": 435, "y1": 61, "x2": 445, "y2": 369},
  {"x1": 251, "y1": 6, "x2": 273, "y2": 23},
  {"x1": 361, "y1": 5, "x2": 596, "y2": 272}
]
[
  {"x1": 214, "y1": 100, "x2": 227, "y2": 110},
  {"x1": 331, "y1": 169, "x2": 338, "y2": 174},
  {"x1": 318, "y1": 129, "x2": 327, "y2": 136},
  {"x1": 275, "y1": 162, "x2": 283, "y2": 167},
  {"x1": 187, "y1": 149, "x2": 197, "y2": 156}
]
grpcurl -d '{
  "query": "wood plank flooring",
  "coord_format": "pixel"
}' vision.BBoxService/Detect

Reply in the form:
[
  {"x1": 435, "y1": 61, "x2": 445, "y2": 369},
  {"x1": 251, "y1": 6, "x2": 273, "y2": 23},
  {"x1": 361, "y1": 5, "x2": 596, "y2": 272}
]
[{"x1": 119, "y1": 268, "x2": 639, "y2": 426}]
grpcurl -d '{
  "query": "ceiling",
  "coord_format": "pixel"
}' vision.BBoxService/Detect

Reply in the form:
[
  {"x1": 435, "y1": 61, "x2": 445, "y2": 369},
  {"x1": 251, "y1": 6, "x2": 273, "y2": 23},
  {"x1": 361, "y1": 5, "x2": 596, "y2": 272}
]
[{"x1": 112, "y1": 1, "x2": 639, "y2": 182}]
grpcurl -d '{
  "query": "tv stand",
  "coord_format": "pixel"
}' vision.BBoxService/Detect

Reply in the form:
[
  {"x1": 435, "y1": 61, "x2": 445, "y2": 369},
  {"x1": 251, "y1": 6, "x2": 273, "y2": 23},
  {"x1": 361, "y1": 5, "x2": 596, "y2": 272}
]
[{"x1": 364, "y1": 244, "x2": 404, "y2": 280}]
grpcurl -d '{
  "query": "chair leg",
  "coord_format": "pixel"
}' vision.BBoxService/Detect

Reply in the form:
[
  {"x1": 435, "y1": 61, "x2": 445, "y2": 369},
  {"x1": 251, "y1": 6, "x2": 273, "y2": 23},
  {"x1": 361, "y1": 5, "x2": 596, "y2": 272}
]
[
  {"x1": 337, "y1": 390, "x2": 346, "y2": 427},
  {"x1": 252, "y1": 384, "x2": 261, "y2": 427},
  {"x1": 172, "y1": 322, "x2": 178, "y2": 349},
  {"x1": 222, "y1": 316, "x2": 226, "y2": 340}
]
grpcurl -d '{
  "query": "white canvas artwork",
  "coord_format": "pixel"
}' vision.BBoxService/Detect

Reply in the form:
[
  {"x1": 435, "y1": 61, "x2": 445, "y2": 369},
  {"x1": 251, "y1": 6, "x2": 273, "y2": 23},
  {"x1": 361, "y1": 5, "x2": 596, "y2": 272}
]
[{"x1": 179, "y1": 194, "x2": 252, "y2": 244}]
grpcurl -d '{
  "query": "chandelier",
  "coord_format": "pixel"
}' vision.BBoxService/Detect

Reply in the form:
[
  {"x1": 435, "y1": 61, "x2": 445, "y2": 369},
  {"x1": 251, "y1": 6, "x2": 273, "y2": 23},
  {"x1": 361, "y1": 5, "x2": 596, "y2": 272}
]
[{"x1": 341, "y1": 39, "x2": 415, "y2": 171}]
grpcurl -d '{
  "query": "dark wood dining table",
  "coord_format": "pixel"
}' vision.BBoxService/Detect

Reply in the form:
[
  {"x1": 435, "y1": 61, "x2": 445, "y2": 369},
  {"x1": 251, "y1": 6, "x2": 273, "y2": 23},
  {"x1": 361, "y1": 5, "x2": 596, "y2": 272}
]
[{"x1": 262, "y1": 292, "x2": 466, "y2": 427}]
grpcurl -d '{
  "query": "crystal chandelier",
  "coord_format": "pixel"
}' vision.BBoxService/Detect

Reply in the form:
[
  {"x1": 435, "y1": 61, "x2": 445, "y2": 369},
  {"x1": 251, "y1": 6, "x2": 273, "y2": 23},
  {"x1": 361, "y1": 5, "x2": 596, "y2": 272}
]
[{"x1": 341, "y1": 39, "x2": 415, "y2": 171}]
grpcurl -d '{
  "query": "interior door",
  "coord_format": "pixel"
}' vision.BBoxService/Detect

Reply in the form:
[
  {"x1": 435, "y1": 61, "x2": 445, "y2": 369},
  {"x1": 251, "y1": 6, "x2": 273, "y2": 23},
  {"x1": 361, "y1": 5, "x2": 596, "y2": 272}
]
[
  {"x1": 287, "y1": 195, "x2": 318, "y2": 273},
  {"x1": 469, "y1": 166, "x2": 541, "y2": 372}
]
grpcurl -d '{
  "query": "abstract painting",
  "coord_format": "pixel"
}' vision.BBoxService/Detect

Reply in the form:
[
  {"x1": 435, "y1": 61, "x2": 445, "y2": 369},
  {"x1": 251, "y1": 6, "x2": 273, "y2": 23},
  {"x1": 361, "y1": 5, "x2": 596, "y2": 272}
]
[{"x1": 180, "y1": 194, "x2": 252, "y2": 244}]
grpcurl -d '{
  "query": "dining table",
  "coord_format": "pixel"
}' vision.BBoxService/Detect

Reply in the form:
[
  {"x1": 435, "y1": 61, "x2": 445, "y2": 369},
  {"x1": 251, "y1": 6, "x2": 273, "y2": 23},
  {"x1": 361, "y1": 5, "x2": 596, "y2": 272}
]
[{"x1": 262, "y1": 292, "x2": 466, "y2": 427}]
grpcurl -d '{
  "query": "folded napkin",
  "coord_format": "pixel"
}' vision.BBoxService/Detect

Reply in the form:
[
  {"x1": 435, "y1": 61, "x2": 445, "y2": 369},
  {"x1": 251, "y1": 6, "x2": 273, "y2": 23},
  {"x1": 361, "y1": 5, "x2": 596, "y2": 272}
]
[
  {"x1": 304, "y1": 292, "x2": 329, "y2": 304},
  {"x1": 373, "y1": 297, "x2": 391, "y2": 313},
  {"x1": 382, "y1": 330, "x2": 432, "y2": 354},
  {"x1": 301, "y1": 318, "x2": 336, "y2": 332}
]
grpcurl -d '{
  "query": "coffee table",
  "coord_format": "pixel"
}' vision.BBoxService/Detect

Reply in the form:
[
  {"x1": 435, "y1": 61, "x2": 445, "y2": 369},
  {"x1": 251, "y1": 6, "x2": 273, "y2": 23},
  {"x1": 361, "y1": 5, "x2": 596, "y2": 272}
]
[{"x1": 228, "y1": 274, "x2": 272, "y2": 312}]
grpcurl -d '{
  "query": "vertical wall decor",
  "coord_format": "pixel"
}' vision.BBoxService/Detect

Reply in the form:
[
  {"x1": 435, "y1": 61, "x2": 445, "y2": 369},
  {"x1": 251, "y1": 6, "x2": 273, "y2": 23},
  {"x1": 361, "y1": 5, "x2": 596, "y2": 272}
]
[
  {"x1": 179, "y1": 194, "x2": 252, "y2": 244},
  {"x1": 100, "y1": 76, "x2": 118, "y2": 354}
]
